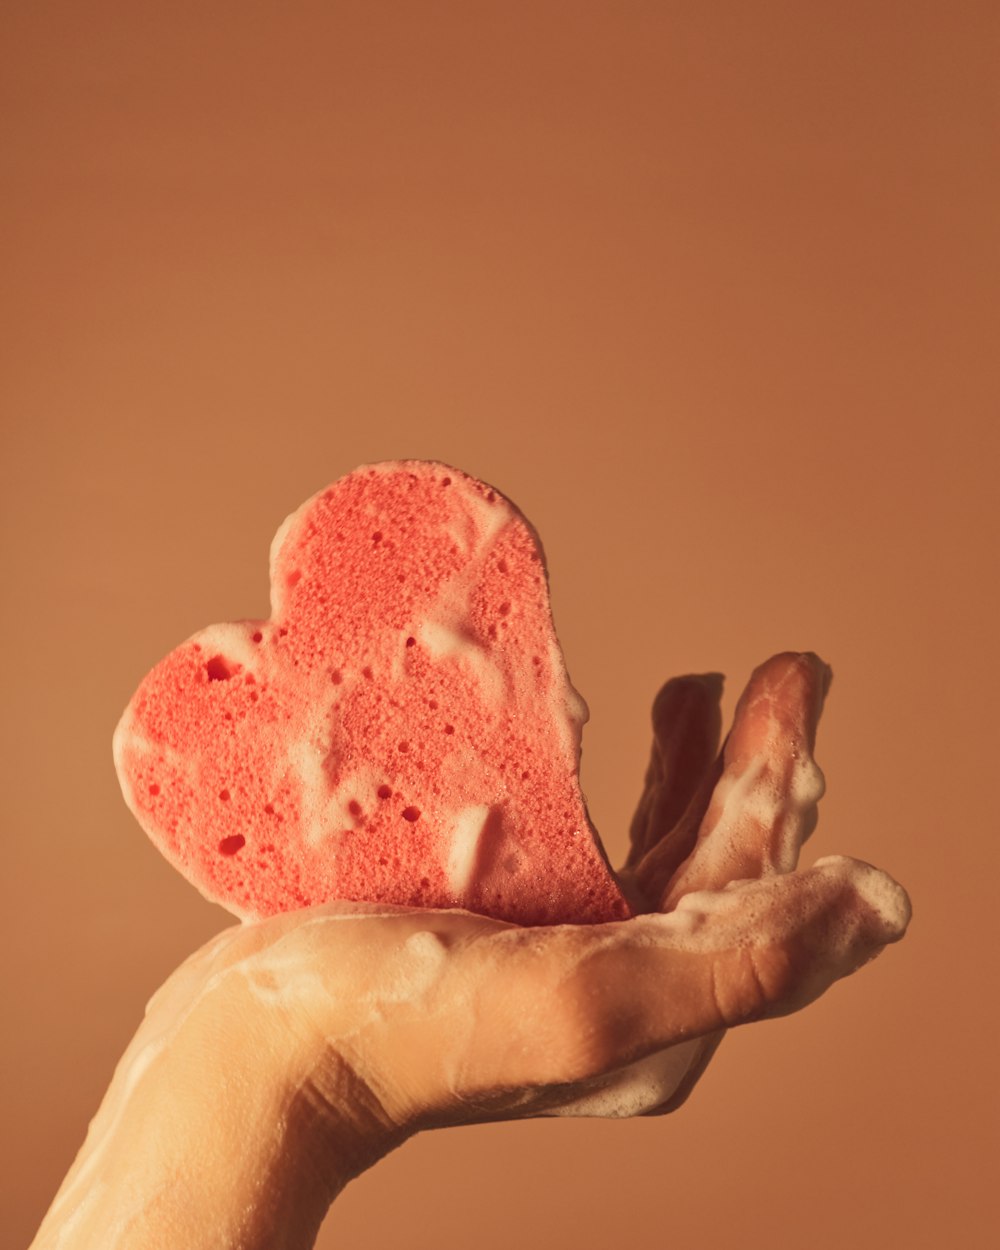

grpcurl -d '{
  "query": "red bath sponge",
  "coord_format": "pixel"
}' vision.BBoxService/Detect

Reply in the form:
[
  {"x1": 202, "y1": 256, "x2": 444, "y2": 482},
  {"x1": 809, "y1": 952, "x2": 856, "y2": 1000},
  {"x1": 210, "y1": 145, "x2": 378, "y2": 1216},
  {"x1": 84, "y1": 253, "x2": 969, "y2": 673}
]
[{"x1": 114, "y1": 462, "x2": 630, "y2": 926}]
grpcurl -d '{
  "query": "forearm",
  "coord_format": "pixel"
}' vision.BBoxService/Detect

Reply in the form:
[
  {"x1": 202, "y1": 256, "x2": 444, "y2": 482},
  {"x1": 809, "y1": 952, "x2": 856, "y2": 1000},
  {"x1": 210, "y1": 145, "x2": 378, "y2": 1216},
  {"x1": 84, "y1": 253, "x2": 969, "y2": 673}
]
[{"x1": 31, "y1": 974, "x2": 365, "y2": 1250}]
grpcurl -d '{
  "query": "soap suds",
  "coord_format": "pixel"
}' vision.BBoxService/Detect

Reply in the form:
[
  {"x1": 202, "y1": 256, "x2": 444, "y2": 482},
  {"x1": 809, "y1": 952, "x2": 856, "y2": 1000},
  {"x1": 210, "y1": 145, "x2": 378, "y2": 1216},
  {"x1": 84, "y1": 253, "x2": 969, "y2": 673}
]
[
  {"x1": 446, "y1": 805, "x2": 489, "y2": 893},
  {"x1": 551, "y1": 1040, "x2": 705, "y2": 1118}
]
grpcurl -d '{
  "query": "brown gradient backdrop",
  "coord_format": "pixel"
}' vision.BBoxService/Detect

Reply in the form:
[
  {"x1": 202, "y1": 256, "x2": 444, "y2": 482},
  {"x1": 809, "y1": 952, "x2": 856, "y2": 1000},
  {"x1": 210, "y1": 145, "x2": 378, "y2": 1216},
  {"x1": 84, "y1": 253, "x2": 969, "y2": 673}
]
[{"x1": 2, "y1": 3, "x2": 997, "y2": 1247}]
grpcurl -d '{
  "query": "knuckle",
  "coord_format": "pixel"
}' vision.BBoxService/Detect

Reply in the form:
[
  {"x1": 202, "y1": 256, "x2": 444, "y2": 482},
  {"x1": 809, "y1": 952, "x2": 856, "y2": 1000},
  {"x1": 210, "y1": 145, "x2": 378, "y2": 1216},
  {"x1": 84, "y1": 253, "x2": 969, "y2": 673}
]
[{"x1": 712, "y1": 945, "x2": 795, "y2": 1026}]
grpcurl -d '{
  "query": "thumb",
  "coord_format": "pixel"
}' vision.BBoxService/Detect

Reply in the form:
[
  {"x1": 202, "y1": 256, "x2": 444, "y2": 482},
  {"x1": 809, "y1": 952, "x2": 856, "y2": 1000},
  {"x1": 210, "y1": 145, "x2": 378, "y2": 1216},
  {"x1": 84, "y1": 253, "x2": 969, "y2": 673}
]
[{"x1": 449, "y1": 856, "x2": 910, "y2": 1104}]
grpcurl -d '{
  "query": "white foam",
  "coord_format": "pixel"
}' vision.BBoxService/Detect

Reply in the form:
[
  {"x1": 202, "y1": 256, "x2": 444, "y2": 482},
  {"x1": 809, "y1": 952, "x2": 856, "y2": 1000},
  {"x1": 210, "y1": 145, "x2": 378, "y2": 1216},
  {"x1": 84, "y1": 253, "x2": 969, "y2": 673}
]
[
  {"x1": 50, "y1": 1179, "x2": 108, "y2": 1249},
  {"x1": 446, "y1": 805, "x2": 489, "y2": 893},
  {"x1": 443, "y1": 520, "x2": 474, "y2": 557},
  {"x1": 550, "y1": 1039, "x2": 705, "y2": 1118},
  {"x1": 235, "y1": 914, "x2": 452, "y2": 1021},
  {"x1": 193, "y1": 622, "x2": 262, "y2": 676},
  {"x1": 459, "y1": 486, "x2": 508, "y2": 554},
  {"x1": 267, "y1": 506, "x2": 302, "y2": 617},
  {"x1": 669, "y1": 742, "x2": 827, "y2": 897},
  {"x1": 419, "y1": 618, "x2": 474, "y2": 661},
  {"x1": 417, "y1": 616, "x2": 507, "y2": 706},
  {"x1": 287, "y1": 739, "x2": 339, "y2": 849},
  {"x1": 812, "y1": 855, "x2": 912, "y2": 936},
  {"x1": 790, "y1": 754, "x2": 826, "y2": 807},
  {"x1": 544, "y1": 633, "x2": 588, "y2": 763},
  {"x1": 37, "y1": 992, "x2": 181, "y2": 1240},
  {"x1": 377, "y1": 929, "x2": 451, "y2": 1005},
  {"x1": 332, "y1": 764, "x2": 393, "y2": 825},
  {"x1": 665, "y1": 856, "x2": 912, "y2": 955},
  {"x1": 112, "y1": 711, "x2": 186, "y2": 783}
]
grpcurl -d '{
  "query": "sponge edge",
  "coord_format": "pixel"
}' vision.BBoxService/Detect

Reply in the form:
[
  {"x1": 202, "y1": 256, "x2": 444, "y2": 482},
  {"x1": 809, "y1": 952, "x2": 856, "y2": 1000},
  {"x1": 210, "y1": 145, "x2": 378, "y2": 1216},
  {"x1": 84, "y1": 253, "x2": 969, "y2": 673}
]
[{"x1": 114, "y1": 461, "x2": 631, "y2": 927}]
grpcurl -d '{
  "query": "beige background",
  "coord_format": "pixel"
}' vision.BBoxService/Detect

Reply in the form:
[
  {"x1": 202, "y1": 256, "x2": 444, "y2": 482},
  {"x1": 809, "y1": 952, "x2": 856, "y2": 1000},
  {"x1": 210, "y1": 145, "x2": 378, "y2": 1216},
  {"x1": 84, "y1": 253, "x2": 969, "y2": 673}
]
[{"x1": 3, "y1": 3, "x2": 997, "y2": 1247}]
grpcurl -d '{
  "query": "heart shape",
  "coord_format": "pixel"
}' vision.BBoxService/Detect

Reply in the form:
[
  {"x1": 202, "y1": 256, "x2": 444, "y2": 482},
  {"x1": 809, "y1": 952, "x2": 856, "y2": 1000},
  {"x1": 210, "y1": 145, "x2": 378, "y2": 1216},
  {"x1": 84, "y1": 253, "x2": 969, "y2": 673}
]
[{"x1": 115, "y1": 462, "x2": 630, "y2": 925}]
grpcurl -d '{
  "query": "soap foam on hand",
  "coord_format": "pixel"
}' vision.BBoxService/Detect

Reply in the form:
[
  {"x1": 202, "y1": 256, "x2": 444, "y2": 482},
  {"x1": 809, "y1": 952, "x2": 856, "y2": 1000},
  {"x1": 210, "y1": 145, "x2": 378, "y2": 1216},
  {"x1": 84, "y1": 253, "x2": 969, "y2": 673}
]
[{"x1": 114, "y1": 462, "x2": 631, "y2": 927}]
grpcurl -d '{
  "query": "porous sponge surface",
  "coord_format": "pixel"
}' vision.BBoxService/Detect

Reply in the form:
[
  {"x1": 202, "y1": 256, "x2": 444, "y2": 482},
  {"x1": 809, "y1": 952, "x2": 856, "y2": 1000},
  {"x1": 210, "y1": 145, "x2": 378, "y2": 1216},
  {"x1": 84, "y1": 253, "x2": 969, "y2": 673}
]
[{"x1": 114, "y1": 462, "x2": 630, "y2": 925}]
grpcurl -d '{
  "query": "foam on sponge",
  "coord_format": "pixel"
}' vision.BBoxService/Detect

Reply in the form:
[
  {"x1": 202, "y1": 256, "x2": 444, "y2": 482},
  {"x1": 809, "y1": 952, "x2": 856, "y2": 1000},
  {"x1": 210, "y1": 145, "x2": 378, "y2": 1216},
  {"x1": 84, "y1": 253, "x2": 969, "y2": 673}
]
[{"x1": 114, "y1": 461, "x2": 630, "y2": 926}]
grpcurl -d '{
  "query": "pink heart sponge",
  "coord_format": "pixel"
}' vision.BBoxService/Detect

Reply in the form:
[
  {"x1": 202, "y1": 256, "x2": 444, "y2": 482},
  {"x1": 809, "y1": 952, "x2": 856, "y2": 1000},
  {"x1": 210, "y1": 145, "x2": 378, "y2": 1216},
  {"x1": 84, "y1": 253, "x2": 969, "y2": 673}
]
[{"x1": 114, "y1": 461, "x2": 631, "y2": 926}]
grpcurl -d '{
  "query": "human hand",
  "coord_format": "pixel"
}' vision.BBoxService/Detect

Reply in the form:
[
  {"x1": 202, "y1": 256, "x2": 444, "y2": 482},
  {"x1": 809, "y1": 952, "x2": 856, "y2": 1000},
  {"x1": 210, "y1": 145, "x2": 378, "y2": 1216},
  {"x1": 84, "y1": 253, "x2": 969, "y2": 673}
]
[{"x1": 32, "y1": 653, "x2": 909, "y2": 1250}]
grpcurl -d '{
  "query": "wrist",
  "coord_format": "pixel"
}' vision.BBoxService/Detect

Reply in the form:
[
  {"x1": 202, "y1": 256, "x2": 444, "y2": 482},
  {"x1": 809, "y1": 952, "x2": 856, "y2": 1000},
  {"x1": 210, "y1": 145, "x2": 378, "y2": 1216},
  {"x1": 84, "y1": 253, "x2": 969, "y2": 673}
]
[{"x1": 32, "y1": 936, "x2": 400, "y2": 1250}]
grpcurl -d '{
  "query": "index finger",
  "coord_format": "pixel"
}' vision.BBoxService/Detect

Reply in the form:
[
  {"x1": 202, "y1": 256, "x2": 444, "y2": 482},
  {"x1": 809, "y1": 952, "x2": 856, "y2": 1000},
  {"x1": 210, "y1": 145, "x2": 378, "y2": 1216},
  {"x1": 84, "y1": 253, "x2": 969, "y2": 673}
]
[{"x1": 624, "y1": 671, "x2": 724, "y2": 873}]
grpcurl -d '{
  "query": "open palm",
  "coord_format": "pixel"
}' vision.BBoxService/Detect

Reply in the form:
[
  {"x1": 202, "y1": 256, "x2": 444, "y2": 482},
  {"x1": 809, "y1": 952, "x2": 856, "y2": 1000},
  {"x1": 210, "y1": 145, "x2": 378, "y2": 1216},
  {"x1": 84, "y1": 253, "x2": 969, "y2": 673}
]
[{"x1": 32, "y1": 652, "x2": 909, "y2": 1250}]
